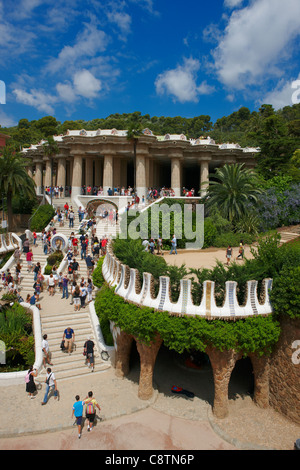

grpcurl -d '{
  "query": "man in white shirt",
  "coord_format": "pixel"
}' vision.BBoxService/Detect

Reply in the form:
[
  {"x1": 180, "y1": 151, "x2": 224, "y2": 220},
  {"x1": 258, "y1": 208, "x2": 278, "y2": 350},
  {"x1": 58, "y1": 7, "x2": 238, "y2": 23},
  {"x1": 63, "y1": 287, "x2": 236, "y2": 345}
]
[
  {"x1": 142, "y1": 239, "x2": 149, "y2": 251},
  {"x1": 42, "y1": 334, "x2": 52, "y2": 367},
  {"x1": 41, "y1": 368, "x2": 58, "y2": 405},
  {"x1": 170, "y1": 234, "x2": 177, "y2": 255}
]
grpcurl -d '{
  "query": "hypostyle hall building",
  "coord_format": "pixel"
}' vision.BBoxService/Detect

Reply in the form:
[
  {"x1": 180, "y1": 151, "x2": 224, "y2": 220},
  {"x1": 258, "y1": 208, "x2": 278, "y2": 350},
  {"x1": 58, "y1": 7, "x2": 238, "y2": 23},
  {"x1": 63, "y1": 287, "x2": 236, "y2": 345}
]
[{"x1": 22, "y1": 128, "x2": 260, "y2": 199}]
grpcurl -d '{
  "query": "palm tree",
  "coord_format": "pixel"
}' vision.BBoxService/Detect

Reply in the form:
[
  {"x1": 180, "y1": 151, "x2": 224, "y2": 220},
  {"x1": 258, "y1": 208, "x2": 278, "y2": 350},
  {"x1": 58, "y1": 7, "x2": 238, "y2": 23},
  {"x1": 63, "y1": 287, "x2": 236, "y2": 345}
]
[
  {"x1": 0, "y1": 145, "x2": 36, "y2": 230},
  {"x1": 42, "y1": 136, "x2": 59, "y2": 205},
  {"x1": 204, "y1": 163, "x2": 263, "y2": 224},
  {"x1": 126, "y1": 122, "x2": 144, "y2": 192}
]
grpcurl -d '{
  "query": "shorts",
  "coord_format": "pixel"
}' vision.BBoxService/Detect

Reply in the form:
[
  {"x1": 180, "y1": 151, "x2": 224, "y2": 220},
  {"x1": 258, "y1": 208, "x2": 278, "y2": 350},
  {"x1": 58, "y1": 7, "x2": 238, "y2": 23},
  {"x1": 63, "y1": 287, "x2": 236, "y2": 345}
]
[
  {"x1": 86, "y1": 413, "x2": 96, "y2": 423},
  {"x1": 75, "y1": 416, "x2": 82, "y2": 426},
  {"x1": 87, "y1": 352, "x2": 94, "y2": 363},
  {"x1": 74, "y1": 297, "x2": 80, "y2": 305}
]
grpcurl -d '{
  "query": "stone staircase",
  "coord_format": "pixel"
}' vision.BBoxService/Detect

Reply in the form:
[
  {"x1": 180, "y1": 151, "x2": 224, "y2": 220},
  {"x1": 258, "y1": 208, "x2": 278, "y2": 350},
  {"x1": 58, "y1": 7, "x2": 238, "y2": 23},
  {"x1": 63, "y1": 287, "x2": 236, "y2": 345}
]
[
  {"x1": 278, "y1": 231, "x2": 300, "y2": 245},
  {"x1": 16, "y1": 207, "x2": 111, "y2": 383}
]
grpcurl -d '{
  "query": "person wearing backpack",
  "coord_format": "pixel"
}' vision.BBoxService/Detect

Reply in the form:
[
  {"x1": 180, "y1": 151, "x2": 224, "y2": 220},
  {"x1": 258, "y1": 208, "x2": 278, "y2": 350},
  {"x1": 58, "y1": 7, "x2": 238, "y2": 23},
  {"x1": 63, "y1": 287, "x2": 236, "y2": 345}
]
[
  {"x1": 25, "y1": 366, "x2": 38, "y2": 399},
  {"x1": 84, "y1": 391, "x2": 101, "y2": 432}
]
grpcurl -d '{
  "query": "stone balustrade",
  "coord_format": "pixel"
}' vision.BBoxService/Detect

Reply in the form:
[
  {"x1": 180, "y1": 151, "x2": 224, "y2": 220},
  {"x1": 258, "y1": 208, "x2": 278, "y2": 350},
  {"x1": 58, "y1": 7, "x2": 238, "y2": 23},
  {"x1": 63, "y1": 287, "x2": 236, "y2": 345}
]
[
  {"x1": 0, "y1": 232, "x2": 22, "y2": 255},
  {"x1": 102, "y1": 249, "x2": 273, "y2": 319}
]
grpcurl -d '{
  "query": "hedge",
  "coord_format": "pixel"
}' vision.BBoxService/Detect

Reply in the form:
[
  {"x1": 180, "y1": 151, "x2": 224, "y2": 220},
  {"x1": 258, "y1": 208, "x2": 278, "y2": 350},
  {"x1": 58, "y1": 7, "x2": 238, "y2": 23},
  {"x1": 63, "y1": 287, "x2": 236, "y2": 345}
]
[
  {"x1": 30, "y1": 204, "x2": 55, "y2": 231},
  {"x1": 94, "y1": 284, "x2": 281, "y2": 356}
]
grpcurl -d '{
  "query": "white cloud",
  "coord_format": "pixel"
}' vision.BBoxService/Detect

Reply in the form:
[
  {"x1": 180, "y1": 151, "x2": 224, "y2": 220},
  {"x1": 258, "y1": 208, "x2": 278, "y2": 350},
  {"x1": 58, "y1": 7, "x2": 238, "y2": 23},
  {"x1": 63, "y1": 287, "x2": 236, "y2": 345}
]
[
  {"x1": 0, "y1": 109, "x2": 17, "y2": 128},
  {"x1": 56, "y1": 69, "x2": 102, "y2": 102},
  {"x1": 261, "y1": 74, "x2": 300, "y2": 109},
  {"x1": 106, "y1": 10, "x2": 132, "y2": 37},
  {"x1": 46, "y1": 22, "x2": 108, "y2": 74},
  {"x1": 56, "y1": 82, "x2": 77, "y2": 104},
  {"x1": 155, "y1": 58, "x2": 214, "y2": 103},
  {"x1": 224, "y1": 0, "x2": 244, "y2": 9},
  {"x1": 213, "y1": 0, "x2": 300, "y2": 90},
  {"x1": 13, "y1": 88, "x2": 57, "y2": 114},
  {"x1": 73, "y1": 70, "x2": 102, "y2": 98}
]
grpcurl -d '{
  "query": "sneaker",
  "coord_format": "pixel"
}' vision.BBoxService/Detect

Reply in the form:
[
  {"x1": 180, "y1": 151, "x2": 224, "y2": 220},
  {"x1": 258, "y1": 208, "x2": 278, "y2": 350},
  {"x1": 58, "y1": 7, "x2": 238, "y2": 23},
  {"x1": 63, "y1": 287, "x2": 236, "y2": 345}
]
[{"x1": 78, "y1": 434, "x2": 81, "y2": 439}]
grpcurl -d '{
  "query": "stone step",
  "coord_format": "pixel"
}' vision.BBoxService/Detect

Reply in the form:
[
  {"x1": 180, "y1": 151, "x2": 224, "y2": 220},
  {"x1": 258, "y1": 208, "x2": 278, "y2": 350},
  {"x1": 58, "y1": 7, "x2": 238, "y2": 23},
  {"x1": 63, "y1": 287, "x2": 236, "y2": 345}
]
[{"x1": 36, "y1": 361, "x2": 110, "y2": 383}]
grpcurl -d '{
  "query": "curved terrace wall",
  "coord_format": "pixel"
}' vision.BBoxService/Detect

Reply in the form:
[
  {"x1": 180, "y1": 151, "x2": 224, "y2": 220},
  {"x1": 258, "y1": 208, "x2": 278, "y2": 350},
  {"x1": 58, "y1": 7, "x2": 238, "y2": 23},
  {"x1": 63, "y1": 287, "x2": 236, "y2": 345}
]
[{"x1": 102, "y1": 246, "x2": 273, "y2": 320}]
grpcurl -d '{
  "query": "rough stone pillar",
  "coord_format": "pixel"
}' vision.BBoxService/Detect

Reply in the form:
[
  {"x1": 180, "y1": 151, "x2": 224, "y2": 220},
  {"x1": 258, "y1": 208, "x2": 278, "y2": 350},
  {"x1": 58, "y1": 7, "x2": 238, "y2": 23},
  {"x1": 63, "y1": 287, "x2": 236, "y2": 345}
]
[
  {"x1": 149, "y1": 159, "x2": 154, "y2": 188},
  {"x1": 27, "y1": 166, "x2": 33, "y2": 179},
  {"x1": 57, "y1": 158, "x2": 66, "y2": 188},
  {"x1": 85, "y1": 158, "x2": 94, "y2": 187},
  {"x1": 136, "y1": 153, "x2": 147, "y2": 200},
  {"x1": 103, "y1": 154, "x2": 113, "y2": 195},
  {"x1": 120, "y1": 159, "x2": 128, "y2": 188},
  {"x1": 200, "y1": 159, "x2": 210, "y2": 197},
  {"x1": 135, "y1": 334, "x2": 163, "y2": 400},
  {"x1": 171, "y1": 157, "x2": 181, "y2": 197},
  {"x1": 249, "y1": 353, "x2": 270, "y2": 409},
  {"x1": 269, "y1": 318, "x2": 300, "y2": 424},
  {"x1": 34, "y1": 162, "x2": 43, "y2": 194},
  {"x1": 206, "y1": 347, "x2": 241, "y2": 419},
  {"x1": 94, "y1": 158, "x2": 102, "y2": 187},
  {"x1": 44, "y1": 159, "x2": 52, "y2": 187},
  {"x1": 71, "y1": 155, "x2": 83, "y2": 199},
  {"x1": 113, "y1": 157, "x2": 121, "y2": 189},
  {"x1": 114, "y1": 329, "x2": 134, "y2": 378}
]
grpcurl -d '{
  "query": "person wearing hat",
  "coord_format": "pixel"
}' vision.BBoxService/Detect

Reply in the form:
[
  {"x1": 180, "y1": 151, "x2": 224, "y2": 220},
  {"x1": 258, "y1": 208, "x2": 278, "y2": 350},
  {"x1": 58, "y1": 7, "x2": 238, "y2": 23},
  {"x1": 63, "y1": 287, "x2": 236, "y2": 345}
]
[{"x1": 83, "y1": 336, "x2": 95, "y2": 372}]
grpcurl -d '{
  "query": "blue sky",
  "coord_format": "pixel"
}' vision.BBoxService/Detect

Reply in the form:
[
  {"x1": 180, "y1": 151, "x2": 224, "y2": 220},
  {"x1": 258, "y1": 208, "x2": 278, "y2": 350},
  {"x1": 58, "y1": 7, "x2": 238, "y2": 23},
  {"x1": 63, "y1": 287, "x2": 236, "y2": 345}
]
[{"x1": 0, "y1": 0, "x2": 300, "y2": 128}]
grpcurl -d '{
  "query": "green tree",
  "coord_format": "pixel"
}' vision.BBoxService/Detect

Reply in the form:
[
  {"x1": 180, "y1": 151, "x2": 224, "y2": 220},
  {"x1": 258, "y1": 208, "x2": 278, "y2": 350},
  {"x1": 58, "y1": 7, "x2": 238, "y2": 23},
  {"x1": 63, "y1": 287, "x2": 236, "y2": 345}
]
[
  {"x1": 204, "y1": 163, "x2": 263, "y2": 224},
  {"x1": 0, "y1": 145, "x2": 36, "y2": 230}
]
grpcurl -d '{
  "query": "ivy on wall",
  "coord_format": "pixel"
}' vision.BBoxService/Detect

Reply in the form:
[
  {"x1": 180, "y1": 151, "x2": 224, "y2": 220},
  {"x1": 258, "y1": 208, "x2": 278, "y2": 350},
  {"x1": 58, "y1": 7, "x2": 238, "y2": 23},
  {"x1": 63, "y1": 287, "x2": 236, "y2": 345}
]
[{"x1": 94, "y1": 284, "x2": 281, "y2": 356}]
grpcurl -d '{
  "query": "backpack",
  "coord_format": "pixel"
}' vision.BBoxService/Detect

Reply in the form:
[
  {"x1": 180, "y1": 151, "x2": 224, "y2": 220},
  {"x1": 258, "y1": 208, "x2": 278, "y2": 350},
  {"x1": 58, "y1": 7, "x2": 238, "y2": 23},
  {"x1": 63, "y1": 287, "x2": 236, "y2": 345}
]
[
  {"x1": 25, "y1": 372, "x2": 30, "y2": 384},
  {"x1": 86, "y1": 401, "x2": 95, "y2": 415}
]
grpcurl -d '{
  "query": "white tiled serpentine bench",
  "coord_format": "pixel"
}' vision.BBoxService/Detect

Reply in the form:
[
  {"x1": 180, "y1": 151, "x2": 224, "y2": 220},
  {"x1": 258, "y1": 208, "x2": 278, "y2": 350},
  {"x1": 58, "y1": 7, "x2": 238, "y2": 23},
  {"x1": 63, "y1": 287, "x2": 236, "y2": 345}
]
[{"x1": 102, "y1": 248, "x2": 273, "y2": 319}]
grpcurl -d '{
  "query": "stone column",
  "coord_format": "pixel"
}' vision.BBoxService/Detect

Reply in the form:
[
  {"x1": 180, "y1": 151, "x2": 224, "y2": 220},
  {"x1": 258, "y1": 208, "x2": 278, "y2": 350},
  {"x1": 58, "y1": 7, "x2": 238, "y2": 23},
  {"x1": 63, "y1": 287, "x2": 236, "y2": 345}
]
[
  {"x1": 114, "y1": 330, "x2": 134, "y2": 378},
  {"x1": 135, "y1": 334, "x2": 163, "y2": 400},
  {"x1": 44, "y1": 159, "x2": 52, "y2": 187},
  {"x1": 34, "y1": 162, "x2": 43, "y2": 194},
  {"x1": 94, "y1": 158, "x2": 102, "y2": 187},
  {"x1": 103, "y1": 154, "x2": 113, "y2": 195},
  {"x1": 206, "y1": 347, "x2": 241, "y2": 419},
  {"x1": 136, "y1": 152, "x2": 147, "y2": 200},
  {"x1": 249, "y1": 354, "x2": 270, "y2": 409},
  {"x1": 71, "y1": 155, "x2": 83, "y2": 199},
  {"x1": 171, "y1": 157, "x2": 181, "y2": 197},
  {"x1": 113, "y1": 157, "x2": 121, "y2": 189},
  {"x1": 85, "y1": 158, "x2": 94, "y2": 187},
  {"x1": 148, "y1": 159, "x2": 154, "y2": 188},
  {"x1": 27, "y1": 166, "x2": 33, "y2": 179},
  {"x1": 120, "y1": 159, "x2": 128, "y2": 188},
  {"x1": 200, "y1": 159, "x2": 210, "y2": 197},
  {"x1": 57, "y1": 158, "x2": 66, "y2": 189}
]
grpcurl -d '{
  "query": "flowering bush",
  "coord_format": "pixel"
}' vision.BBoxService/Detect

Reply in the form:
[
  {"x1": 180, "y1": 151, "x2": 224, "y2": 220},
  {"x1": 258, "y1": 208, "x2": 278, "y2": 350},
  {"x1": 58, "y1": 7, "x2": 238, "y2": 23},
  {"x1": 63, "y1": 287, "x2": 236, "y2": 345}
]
[{"x1": 252, "y1": 183, "x2": 300, "y2": 231}]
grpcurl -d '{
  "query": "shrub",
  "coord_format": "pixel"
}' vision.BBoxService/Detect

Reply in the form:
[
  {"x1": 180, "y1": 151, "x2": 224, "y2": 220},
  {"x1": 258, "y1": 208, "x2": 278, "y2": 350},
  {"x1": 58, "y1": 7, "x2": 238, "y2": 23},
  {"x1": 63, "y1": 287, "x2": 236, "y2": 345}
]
[
  {"x1": 0, "y1": 302, "x2": 34, "y2": 371},
  {"x1": 213, "y1": 232, "x2": 255, "y2": 248},
  {"x1": 47, "y1": 250, "x2": 64, "y2": 267},
  {"x1": 92, "y1": 257, "x2": 105, "y2": 288},
  {"x1": 30, "y1": 204, "x2": 55, "y2": 231},
  {"x1": 203, "y1": 218, "x2": 217, "y2": 248},
  {"x1": 270, "y1": 265, "x2": 300, "y2": 319},
  {"x1": 94, "y1": 285, "x2": 281, "y2": 355}
]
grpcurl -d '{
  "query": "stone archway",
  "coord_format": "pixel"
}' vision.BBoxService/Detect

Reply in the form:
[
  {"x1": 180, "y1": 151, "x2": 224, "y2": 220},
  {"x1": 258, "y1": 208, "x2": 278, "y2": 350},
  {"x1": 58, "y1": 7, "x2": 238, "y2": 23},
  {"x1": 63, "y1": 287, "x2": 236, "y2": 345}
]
[{"x1": 86, "y1": 199, "x2": 119, "y2": 219}]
